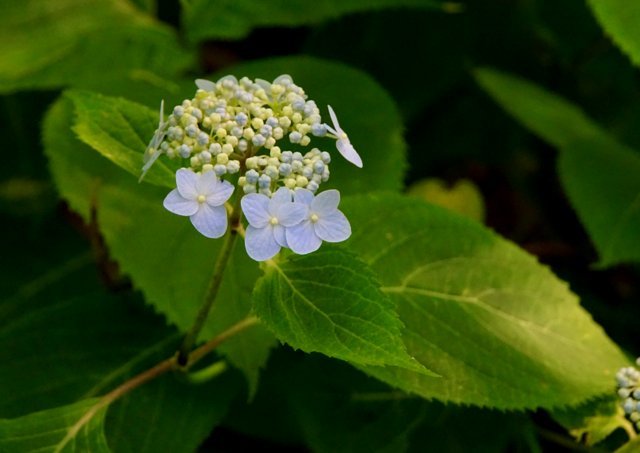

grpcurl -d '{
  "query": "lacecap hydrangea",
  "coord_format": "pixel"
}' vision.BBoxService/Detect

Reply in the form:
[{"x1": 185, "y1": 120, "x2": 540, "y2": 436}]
[
  {"x1": 617, "y1": 358, "x2": 640, "y2": 431},
  {"x1": 141, "y1": 75, "x2": 362, "y2": 261}
]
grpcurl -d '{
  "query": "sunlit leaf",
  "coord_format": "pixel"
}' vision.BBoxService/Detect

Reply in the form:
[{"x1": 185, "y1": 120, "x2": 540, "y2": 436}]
[
  {"x1": 254, "y1": 248, "x2": 434, "y2": 373},
  {"x1": 342, "y1": 193, "x2": 628, "y2": 409}
]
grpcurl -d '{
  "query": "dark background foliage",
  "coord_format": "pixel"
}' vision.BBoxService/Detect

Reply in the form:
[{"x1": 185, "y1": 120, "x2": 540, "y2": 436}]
[{"x1": 2, "y1": 0, "x2": 639, "y2": 451}]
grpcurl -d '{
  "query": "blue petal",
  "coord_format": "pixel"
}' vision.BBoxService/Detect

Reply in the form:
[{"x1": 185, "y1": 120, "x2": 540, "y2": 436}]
[
  {"x1": 273, "y1": 224, "x2": 288, "y2": 248},
  {"x1": 311, "y1": 190, "x2": 340, "y2": 216},
  {"x1": 163, "y1": 189, "x2": 198, "y2": 216},
  {"x1": 315, "y1": 211, "x2": 351, "y2": 243},
  {"x1": 206, "y1": 179, "x2": 235, "y2": 206},
  {"x1": 336, "y1": 139, "x2": 363, "y2": 168},
  {"x1": 286, "y1": 221, "x2": 322, "y2": 255},
  {"x1": 245, "y1": 225, "x2": 280, "y2": 261},
  {"x1": 293, "y1": 188, "x2": 314, "y2": 206},
  {"x1": 241, "y1": 193, "x2": 270, "y2": 228},
  {"x1": 268, "y1": 187, "x2": 293, "y2": 215},
  {"x1": 277, "y1": 202, "x2": 308, "y2": 227},
  {"x1": 176, "y1": 168, "x2": 198, "y2": 200},
  {"x1": 190, "y1": 204, "x2": 228, "y2": 238}
]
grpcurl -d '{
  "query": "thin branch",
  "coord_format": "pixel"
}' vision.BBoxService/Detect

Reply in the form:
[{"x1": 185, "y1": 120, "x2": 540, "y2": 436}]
[
  {"x1": 55, "y1": 315, "x2": 259, "y2": 451},
  {"x1": 176, "y1": 194, "x2": 244, "y2": 365}
]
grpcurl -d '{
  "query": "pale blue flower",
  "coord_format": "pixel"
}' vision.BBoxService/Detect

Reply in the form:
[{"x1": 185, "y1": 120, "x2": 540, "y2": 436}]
[
  {"x1": 325, "y1": 105, "x2": 363, "y2": 168},
  {"x1": 242, "y1": 187, "x2": 307, "y2": 261},
  {"x1": 140, "y1": 100, "x2": 167, "y2": 182},
  {"x1": 163, "y1": 168, "x2": 234, "y2": 238},
  {"x1": 286, "y1": 189, "x2": 351, "y2": 254}
]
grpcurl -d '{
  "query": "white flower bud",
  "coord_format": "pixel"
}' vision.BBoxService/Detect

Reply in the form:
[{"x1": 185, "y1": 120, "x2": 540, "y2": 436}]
[{"x1": 227, "y1": 160, "x2": 240, "y2": 174}]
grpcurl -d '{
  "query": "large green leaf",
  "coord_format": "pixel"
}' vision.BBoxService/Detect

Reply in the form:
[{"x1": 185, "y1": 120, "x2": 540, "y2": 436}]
[
  {"x1": 213, "y1": 56, "x2": 407, "y2": 195},
  {"x1": 0, "y1": 399, "x2": 109, "y2": 453},
  {"x1": 253, "y1": 248, "x2": 433, "y2": 373},
  {"x1": 559, "y1": 138, "x2": 640, "y2": 267},
  {"x1": 182, "y1": 0, "x2": 445, "y2": 43},
  {"x1": 342, "y1": 193, "x2": 628, "y2": 409},
  {"x1": 1, "y1": 239, "x2": 242, "y2": 452},
  {"x1": 44, "y1": 96, "x2": 274, "y2": 392},
  {"x1": 588, "y1": 0, "x2": 640, "y2": 67},
  {"x1": 475, "y1": 68, "x2": 640, "y2": 267},
  {"x1": 0, "y1": 0, "x2": 191, "y2": 93},
  {"x1": 68, "y1": 90, "x2": 177, "y2": 188},
  {"x1": 474, "y1": 67, "x2": 606, "y2": 148}
]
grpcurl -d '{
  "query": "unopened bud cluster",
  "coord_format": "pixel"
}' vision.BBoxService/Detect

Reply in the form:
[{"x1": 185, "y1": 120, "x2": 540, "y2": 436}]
[
  {"x1": 239, "y1": 147, "x2": 330, "y2": 196},
  {"x1": 144, "y1": 75, "x2": 329, "y2": 192},
  {"x1": 145, "y1": 74, "x2": 363, "y2": 261},
  {"x1": 617, "y1": 358, "x2": 640, "y2": 430}
]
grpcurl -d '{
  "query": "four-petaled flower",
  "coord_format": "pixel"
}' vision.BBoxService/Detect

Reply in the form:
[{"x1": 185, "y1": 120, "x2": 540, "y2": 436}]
[
  {"x1": 325, "y1": 105, "x2": 363, "y2": 168},
  {"x1": 286, "y1": 189, "x2": 351, "y2": 254},
  {"x1": 241, "y1": 187, "x2": 307, "y2": 261},
  {"x1": 163, "y1": 168, "x2": 234, "y2": 238}
]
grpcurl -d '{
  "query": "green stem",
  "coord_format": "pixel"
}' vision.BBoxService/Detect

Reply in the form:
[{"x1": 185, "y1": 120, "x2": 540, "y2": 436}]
[
  {"x1": 56, "y1": 315, "x2": 259, "y2": 452},
  {"x1": 177, "y1": 200, "x2": 242, "y2": 365},
  {"x1": 184, "y1": 360, "x2": 228, "y2": 385}
]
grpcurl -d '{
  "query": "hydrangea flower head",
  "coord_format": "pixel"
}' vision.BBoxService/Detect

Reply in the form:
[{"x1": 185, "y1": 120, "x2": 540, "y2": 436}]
[
  {"x1": 163, "y1": 168, "x2": 234, "y2": 238},
  {"x1": 146, "y1": 74, "x2": 361, "y2": 260},
  {"x1": 616, "y1": 358, "x2": 640, "y2": 431}
]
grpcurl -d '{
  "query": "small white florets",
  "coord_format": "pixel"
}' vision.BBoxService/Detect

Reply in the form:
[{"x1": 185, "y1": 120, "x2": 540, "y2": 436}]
[
  {"x1": 145, "y1": 74, "x2": 362, "y2": 261},
  {"x1": 617, "y1": 359, "x2": 640, "y2": 431}
]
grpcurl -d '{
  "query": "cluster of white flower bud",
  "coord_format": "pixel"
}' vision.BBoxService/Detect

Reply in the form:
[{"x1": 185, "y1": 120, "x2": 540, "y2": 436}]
[
  {"x1": 617, "y1": 359, "x2": 640, "y2": 430},
  {"x1": 237, "y1": 147, "x2": 330, "y2": 196},
  {"x1": 144, "y1": 75, "x2": 329, "y2": 187}
]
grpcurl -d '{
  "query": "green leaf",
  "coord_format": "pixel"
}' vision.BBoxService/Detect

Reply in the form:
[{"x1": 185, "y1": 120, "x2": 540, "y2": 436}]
[
  {"x1": 559, "y1": 138, "x2": 640, "y2": 268},
  {"x1": 588, "y1": 0, "x2": 640, "y2": 67},
  {"x1": 0, "y1": 399, "x2": 109, "y2": 453},
  {"x1": 67, "y1": 90, "x2": 176, "y2": 188},
  {"x1": 475, "y1": 68, "x2": 640, "y2": 267},
  {"x1": 104, "y1": 370, "x2": 241, "y2": 453},
  {"x1": 212, "y1": 56, "x2": 407, "y2": 195},
  {"x1": 182, "y1": 0, "x2": 446, "y2": 43},
  {"x1": 342, "y1": 193, "x2": 628, "y2": 409},
  {"x1": 286, "y1": 355, "x2": 426, "y2": 453},
  {"x1": 253, "y1": 248, "x2": 434, "y2": 374},
  {"x1": 474, "y1": 67, "x2": 606, "y2": 148},
  {"x1": 44, "y1": 96, "x2": 274, "y2": 392},
  {"x1": 0, "y1": 235, "x2": 241, "y2": 452},
  {"x1": 0, "y1": 0, "x2": 191, "y2": 93},
  {"x1": 552, "y1": 396, "x2": 628, "y2": 446},
  {"x1": 616, "y1": 436, "x2": 640, "y2": 453}
]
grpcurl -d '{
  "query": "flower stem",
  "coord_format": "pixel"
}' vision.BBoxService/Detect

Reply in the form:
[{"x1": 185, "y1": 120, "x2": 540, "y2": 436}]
[
  {"x1": 177, "y1": 196, "x2": 243, "y2": 366},
  {"x1": 57, "y1": 315, "x2": 259, "y2": 451}
]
